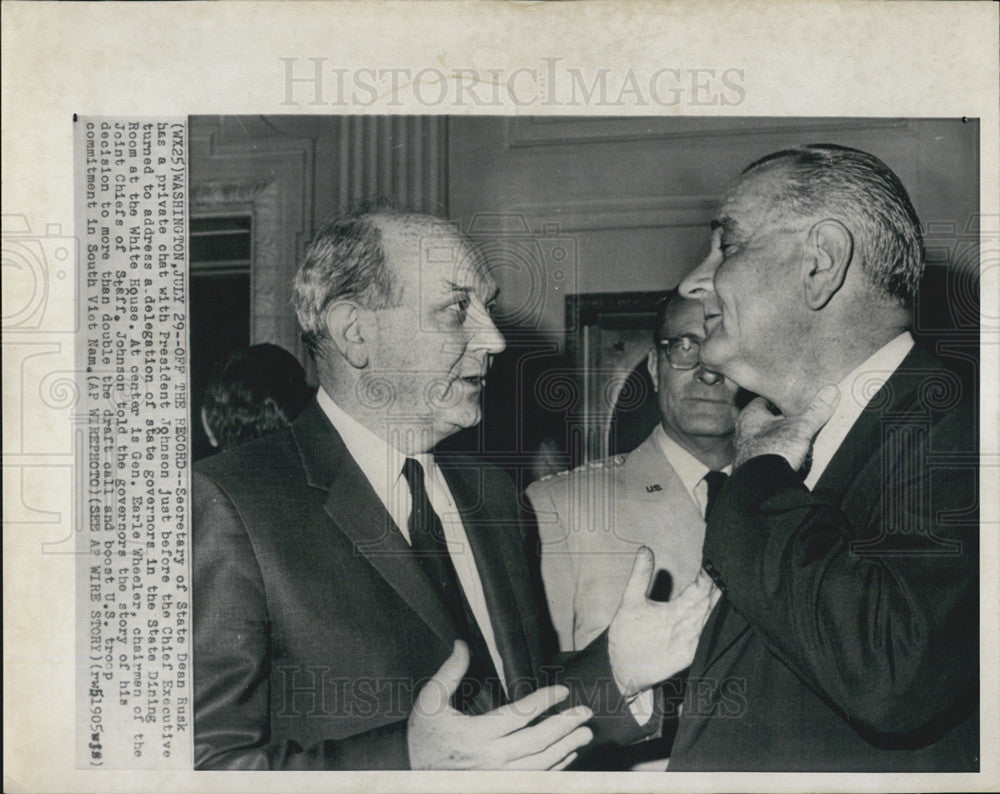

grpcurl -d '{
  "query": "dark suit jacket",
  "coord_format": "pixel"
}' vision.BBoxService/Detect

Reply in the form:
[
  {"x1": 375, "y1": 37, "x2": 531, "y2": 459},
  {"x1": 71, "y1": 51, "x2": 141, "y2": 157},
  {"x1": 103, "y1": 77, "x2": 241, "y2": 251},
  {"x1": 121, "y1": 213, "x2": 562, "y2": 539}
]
[
  {"x1": 193, "y1": 403, "x2": 641, "y2": 770},
  {"x1": 669, "y1": 345, "x2": 979, "y2": 771}
]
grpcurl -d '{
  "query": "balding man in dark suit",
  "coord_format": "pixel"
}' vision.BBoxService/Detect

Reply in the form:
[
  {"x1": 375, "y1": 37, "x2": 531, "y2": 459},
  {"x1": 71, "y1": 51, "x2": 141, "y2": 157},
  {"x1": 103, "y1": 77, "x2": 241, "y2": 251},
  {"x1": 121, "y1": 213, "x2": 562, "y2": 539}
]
[{"x1": 671, "y1": 144, "x2": 978, "y2": 771}]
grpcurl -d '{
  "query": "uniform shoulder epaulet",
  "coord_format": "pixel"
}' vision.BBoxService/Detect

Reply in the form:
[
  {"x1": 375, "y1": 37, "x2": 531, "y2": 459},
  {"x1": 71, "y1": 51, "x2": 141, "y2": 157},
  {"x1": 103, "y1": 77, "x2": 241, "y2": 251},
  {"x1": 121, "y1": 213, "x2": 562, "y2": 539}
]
[
  {"x1": 536, "y1": 453, "x2": 628, "y2": 484},
  {"x1": 584, "y1": 453, "x2": 628, "y2": 471}
]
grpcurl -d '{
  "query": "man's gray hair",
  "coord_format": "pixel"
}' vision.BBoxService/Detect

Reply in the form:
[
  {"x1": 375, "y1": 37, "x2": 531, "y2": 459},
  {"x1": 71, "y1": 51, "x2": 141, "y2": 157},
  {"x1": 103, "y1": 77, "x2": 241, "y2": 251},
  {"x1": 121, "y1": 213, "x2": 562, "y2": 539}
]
[
  {"x1": 292, "y1": 209, "x2": 404, "y2": 358},
  {"x1": 741, "y1": 144, "x2": 925, "y2": 307}
]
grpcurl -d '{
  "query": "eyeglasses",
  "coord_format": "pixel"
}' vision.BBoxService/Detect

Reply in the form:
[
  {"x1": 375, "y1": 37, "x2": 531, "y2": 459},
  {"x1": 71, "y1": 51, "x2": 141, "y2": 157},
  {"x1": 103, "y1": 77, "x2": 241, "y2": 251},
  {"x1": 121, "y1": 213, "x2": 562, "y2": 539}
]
[{"x1": 655, "y1": 335, "x2": 702, "y2": 370}]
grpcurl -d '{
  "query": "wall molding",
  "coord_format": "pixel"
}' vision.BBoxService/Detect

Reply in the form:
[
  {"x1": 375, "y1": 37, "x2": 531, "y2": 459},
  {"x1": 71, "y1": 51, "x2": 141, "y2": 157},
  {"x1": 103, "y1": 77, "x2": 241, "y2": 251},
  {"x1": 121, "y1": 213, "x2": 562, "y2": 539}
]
[
  {"x1": 189, "y1": 118, "x2": 312, "y2": 357},
  {"x1": 504, "y1": 196, "x2": 718, "y2": 234},
  {"x1": 504, "y1": 116, "x2": 909, "y2": 149}
]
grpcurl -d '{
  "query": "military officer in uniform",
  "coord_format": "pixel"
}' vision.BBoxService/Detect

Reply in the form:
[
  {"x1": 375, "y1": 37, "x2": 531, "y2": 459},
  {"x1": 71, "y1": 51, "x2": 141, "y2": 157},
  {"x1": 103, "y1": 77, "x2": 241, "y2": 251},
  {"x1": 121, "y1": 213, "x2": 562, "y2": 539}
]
[{"x1": 525, "y1": 293, "x2": 739, "y2": 769}]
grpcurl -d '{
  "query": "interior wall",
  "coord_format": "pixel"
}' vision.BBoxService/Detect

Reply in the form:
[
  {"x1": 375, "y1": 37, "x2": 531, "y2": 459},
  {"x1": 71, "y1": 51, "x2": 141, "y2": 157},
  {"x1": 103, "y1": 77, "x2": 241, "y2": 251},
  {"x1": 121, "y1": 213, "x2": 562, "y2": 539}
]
[
  {"x1": 189, "y1": 115, "x2": 447, "y2": 361},
  {"x1": 447, "y1": 116, "x2": 979, "y2": 345},
  {"x1": 187, "y1": 115, "x2": 979, "y2": 471}
]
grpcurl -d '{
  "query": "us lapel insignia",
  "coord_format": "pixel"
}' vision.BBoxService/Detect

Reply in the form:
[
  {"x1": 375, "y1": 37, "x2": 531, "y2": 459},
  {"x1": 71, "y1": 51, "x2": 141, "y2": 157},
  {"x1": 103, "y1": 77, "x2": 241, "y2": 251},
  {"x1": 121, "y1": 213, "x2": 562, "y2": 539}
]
[{"x1": 645, "y1": 483, "x2": 662, "y2": 493}]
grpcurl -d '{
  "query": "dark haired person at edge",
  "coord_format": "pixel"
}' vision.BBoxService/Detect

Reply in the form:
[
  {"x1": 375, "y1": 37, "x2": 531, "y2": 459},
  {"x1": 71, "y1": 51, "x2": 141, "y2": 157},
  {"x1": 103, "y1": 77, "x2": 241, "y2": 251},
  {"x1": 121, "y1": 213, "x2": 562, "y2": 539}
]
[
  {"x1": 200, "y1": 343, "x2": 315, "y2": 450},
  {"x1": 669, "y1": 144, "x2": 978, "y2": 771}
]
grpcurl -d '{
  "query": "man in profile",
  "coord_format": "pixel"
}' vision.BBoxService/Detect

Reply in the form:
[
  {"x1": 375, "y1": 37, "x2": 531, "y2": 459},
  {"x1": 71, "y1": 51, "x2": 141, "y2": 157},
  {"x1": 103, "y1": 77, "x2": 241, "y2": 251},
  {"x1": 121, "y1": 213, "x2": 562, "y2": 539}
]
[
  {"x1": 192, "y1": 209, "x2": 718, "y2": 770},
  {"x1": 671, "y1": 144, "x2": 978, "y2": 771},
  {"x1": 528, "y1": 292, "x2": 738, "y2": 769}
]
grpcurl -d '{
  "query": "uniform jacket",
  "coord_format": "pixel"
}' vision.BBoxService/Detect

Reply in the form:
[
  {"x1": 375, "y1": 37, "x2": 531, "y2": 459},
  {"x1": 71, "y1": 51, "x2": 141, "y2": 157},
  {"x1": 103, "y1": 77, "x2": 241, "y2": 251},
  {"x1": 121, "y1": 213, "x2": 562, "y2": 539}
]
[
  {"x1": 669, "y1": 345, "x2": 979, "y2": 771},
  {"x1": 526, "y1": 434, "x2": 707, "y2": 651}
]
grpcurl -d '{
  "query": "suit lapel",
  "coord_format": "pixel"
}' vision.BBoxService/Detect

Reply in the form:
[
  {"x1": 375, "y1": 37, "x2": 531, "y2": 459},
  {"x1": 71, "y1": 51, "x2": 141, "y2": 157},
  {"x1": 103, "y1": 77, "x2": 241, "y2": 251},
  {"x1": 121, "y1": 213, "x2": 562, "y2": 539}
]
[
  {"x1": 697, "y1": 599, "x2": 750, "y2": 676},
  {"x1": 698, "y1": 345, "x2": 936, "y2": 676},
  {"x1": 292, "y1": 404, "x2": 462, "y2": 651},
  {"x1": 811, "y1": 344, "x2": 934, "y2": 503},
  {"x1": 439, "y1": 457, "x2": 536, "y2": 689}
]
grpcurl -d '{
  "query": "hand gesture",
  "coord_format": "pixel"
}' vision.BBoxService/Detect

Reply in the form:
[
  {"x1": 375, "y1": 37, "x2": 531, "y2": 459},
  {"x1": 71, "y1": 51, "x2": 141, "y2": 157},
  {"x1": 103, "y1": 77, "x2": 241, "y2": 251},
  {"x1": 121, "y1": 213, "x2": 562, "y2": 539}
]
[
  {"x1": 608, "y1": 548, "x2": 720, "y2": 698},
  {"x1": 407, "y1": 641, "x2": 594, "y2": 770},
  {"x1": 734, "y1": 385, "x2": 840, "y2": 470}
]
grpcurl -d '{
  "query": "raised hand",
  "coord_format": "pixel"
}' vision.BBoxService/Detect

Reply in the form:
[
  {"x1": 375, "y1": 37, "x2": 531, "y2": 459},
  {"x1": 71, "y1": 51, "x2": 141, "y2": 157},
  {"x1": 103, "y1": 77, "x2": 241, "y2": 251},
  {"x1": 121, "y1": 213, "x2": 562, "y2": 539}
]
[
  {"x1": 734, "y1": 384, "x2": 840, "y2": 470},
  {"x1": 607, "y1": 548, "x2": 720, "y2": 698},
  {"x1": 407, "y1": 641, "x2": 594, "y2": 770}
]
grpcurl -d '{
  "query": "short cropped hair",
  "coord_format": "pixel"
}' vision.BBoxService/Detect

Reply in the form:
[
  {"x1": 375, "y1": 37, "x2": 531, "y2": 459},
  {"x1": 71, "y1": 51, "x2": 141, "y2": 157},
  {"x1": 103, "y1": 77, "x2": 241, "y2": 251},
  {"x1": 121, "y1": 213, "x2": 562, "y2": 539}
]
[
  {"x1": 292, "y1": 210, "x2": 401, "y2": 358},
  {"x1": 740, "y1": 144, "x2": 925, "y2": 306},
  {"x1": 202, "y1": 344, "x2": 314, "y2": 449}
]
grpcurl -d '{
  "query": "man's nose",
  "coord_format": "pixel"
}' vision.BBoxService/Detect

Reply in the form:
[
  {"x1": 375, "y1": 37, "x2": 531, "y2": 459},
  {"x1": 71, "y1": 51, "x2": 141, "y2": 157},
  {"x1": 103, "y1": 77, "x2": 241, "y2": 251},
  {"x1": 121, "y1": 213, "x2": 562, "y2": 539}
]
[
  {"x1": 470, "y1": 305, "x2": 506, "y2": 355},
  {"x1": 679, "y1": 250, "x2": 720, "y2": 301}
]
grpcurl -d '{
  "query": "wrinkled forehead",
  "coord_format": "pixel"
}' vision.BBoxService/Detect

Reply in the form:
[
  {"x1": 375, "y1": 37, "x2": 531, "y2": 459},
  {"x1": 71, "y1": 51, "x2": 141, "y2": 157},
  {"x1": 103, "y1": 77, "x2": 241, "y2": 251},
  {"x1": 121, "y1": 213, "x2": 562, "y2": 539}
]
[
  {"x1": 381, "y1": 218, "x2": 496, "y2": 299},
  {"x1": 716, "y1": 166, "x2": 790, "y2": 235}
]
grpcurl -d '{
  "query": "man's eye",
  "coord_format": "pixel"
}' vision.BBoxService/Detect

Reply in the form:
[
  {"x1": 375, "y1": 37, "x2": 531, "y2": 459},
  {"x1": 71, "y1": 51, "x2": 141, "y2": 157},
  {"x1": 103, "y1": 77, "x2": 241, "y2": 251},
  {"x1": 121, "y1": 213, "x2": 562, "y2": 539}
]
[{"x1": 447, "y1": 298, "x2": 469, "y2": 321}]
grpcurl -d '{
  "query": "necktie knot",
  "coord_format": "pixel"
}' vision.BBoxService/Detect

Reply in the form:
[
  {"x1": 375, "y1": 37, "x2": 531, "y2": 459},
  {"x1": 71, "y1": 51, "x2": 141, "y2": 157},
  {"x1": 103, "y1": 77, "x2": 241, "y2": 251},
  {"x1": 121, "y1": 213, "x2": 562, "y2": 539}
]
[
  {"x1": 703, "y1": 470, "x2": 729, "y2": 518},
  {"x1": 402, "y1": 457, "x2": 440, "y2": 545}
]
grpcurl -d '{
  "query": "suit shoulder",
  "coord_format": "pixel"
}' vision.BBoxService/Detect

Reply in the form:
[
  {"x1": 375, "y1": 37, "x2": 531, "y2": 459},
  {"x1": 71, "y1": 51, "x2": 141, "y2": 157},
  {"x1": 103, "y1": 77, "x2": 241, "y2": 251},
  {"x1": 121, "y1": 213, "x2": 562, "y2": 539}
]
[
  {"x1": 194, "y1": 429, "x2": 299, "y2": 488},
  {"x1": 527, "y1": 453, "x2": 629, "y2": 494}
]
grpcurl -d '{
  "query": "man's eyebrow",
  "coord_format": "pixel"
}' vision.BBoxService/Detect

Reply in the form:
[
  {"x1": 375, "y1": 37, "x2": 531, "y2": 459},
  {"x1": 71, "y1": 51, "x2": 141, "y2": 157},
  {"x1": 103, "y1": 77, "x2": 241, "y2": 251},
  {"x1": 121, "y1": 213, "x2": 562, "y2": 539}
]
[
  {"x1": 441, "y1": 280, "x2": 470, "y2": 295},
  {"x1": 711, "y1": 217, "x2": 740, "y2": 238},
  {"x1": 442, "y1": 279, "x2": 499, "y2": 303}
]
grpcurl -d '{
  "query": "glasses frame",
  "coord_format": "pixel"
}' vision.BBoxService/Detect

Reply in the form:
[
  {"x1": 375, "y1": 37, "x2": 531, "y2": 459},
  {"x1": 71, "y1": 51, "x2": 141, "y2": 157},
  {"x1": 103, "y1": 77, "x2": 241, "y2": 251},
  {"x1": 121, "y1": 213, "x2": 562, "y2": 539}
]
[{"x1": 655, "y1": 334, "x2": 703, "y2": 370}]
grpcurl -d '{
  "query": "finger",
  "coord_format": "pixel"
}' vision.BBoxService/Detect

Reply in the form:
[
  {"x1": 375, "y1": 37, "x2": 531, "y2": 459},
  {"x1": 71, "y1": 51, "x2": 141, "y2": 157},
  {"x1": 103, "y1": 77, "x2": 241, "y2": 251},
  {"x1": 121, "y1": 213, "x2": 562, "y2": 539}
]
[
  {"x1": 621, "y1": 546, "x2": 655, "y2": 607},
  {"x1": 549, "y1": 751, "x2": 579, "y2": 771},
  {"x1": 706, "y1": 583, "x2": 723, "y2": 612},
  {"x1": 415, "y1": 640, "x2": 469, "y2": 715},
  {"x1": 675, "y1": 569, "x2": 716, "y2": 604},
  {"x1": 738, "y1": 396, "x2": 775, "y2": 431},
  {"x1": 800, "y1": 384, "x2": 840, "y2": 435},
  {"x1": 504, "y1": 725, "x2": 594, "y2": 770},
  {"x1": 498, "y1": 705, "x2": 593, "y2": 757},
  {"x1": 486, "y1": 684, "x2": 571, "y2": 735},
  {"x1": 694, "y1": 568, "x2": 715, "y2": 589}
]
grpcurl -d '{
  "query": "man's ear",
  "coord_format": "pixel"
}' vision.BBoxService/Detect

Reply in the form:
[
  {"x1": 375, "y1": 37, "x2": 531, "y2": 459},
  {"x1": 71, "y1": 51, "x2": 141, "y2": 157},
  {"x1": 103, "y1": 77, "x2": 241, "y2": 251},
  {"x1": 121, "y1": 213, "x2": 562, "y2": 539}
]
[
  {"x1": 324, "y1": 300, "x2": 370, "y2": 368},
  {"x1": 646, "y1": 348, "x2": 658, "y2": 392},
  {"x1": 803, "y1": 219, "x2": 853, "y2": 310}
]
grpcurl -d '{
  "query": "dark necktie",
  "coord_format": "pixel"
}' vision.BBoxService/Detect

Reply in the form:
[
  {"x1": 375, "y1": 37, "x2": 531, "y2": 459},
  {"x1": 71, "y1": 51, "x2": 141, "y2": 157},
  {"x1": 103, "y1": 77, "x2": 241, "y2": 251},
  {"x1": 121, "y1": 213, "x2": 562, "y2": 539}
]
[
  {"x1": 702, "y1": 470, "x2": 729, "y2": 519},
  {"x1": 401, "y1": 457, "x2": 503, "y2": 711}
]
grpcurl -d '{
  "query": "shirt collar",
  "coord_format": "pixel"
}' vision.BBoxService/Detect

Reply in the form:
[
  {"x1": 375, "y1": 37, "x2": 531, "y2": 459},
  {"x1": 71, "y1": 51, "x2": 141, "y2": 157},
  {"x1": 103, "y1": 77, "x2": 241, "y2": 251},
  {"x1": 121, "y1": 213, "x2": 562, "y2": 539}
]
[
  {"x1": 805, "y1": 331, "x2": 914, "y2": 489},
  {"x1": 316, "y1": 386, "x2": 408, "y2": 500},
  {"x1": 652, "y1": 424, "x2": 717, "y2": 500}
]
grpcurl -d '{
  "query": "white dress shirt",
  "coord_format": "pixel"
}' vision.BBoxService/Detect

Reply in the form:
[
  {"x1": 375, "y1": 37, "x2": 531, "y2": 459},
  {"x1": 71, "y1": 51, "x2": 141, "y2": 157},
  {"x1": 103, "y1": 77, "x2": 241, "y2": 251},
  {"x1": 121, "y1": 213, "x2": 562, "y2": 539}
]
[
  {"x1": 653, "y1": 424, "x2": 732, "y2": 517},
  {"x1": 316, "y1": 387, "x2": 508, "y2": 691},
  {"x1": 805, "y1": 332, "x2": 914, "y2": 490}
]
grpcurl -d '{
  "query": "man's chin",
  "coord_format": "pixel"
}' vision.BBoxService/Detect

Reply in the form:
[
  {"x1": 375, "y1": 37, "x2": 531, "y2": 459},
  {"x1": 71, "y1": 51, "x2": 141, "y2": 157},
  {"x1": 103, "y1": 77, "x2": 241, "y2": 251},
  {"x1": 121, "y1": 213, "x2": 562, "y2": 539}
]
[{"x1": 436, "y1": 409, "x2": 482, "y2": 436}]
